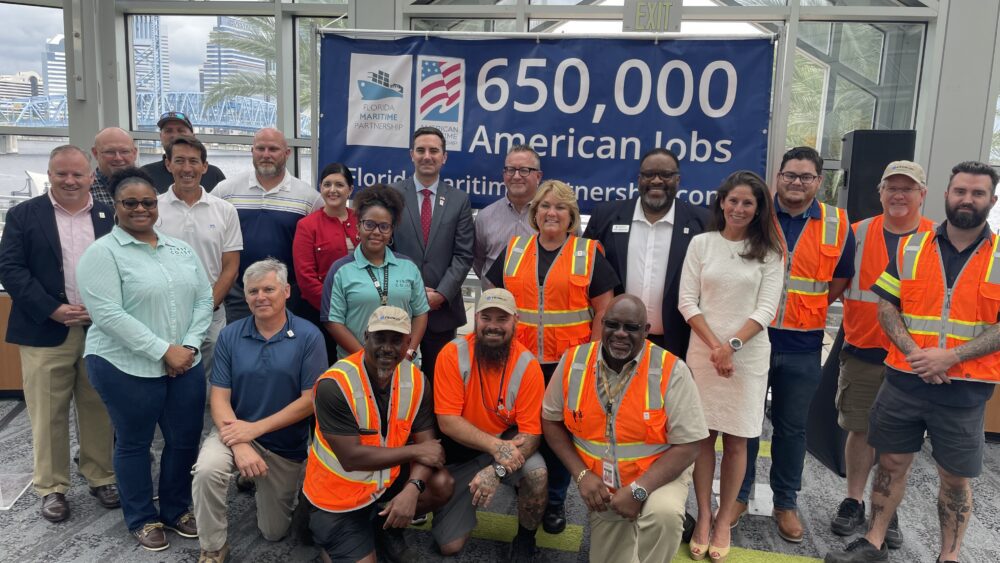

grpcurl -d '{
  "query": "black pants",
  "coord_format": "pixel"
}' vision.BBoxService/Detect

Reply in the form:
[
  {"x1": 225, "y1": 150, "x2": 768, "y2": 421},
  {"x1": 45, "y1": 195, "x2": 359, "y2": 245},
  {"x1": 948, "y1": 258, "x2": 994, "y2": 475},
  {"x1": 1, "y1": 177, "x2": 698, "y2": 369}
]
[{"x1": 419, "y1": 328, "x2": 456, "y2": 383}]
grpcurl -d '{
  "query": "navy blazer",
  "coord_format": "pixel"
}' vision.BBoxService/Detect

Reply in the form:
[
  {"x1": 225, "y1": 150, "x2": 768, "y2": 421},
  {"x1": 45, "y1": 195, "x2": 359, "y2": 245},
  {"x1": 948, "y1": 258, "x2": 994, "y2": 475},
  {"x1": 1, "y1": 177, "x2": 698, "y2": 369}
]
[
  {"x1": 389, "y1": 177, "x2": 475, "y2": 333},
  {"x1": 583, "y1": 197, "x2": 711, "y2": 360},
  {"x1": 0, "y1": 194, "x2": 114, "y2": 347}
]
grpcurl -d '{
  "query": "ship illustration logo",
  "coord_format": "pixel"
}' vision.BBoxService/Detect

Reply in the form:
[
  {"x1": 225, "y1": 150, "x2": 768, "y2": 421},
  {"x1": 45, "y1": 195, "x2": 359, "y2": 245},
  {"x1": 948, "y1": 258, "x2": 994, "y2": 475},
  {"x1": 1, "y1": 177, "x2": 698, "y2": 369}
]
[{"x1": 357, "y1": 70, "x2": 404, "y2": 100}]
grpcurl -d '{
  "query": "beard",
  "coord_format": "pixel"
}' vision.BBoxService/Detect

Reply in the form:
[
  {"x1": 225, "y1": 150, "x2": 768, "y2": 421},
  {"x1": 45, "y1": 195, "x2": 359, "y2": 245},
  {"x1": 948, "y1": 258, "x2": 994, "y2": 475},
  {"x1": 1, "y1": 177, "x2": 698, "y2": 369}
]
[
  {"x1": 475, "y1": 333, "x2": 512, "y2": 370},
  {"x1": 254, "y1": 162, "x2": 282, "y2": 178},
  {"x1": 945, "y1": 202, "x2": 989, "y2": 229}
]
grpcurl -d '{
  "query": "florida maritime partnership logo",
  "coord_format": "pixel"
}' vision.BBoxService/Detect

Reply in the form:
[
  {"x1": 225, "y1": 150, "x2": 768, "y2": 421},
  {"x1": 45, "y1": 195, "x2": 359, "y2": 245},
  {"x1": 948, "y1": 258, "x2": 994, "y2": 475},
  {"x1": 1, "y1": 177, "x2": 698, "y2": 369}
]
[
  {"x1": 416, "y1": 56, "x2": 465, "y2": 149},
  {"x1": 346, "y1": 54, "x2": 413, "y2": 149}
]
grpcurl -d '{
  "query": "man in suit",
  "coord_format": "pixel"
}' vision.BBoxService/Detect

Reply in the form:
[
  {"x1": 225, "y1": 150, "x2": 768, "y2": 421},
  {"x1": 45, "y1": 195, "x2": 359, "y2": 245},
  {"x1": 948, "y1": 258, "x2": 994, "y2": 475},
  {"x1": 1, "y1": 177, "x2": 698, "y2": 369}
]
[
  {"x1": 390, "y1": 126, "x2": 475, "y2": 381},
  {"x1": 583, "y1": 148, "x2": 711, "y2": 360},
  {"x1": 0, "y1": 145, "x2": 118, "y2": 522}
]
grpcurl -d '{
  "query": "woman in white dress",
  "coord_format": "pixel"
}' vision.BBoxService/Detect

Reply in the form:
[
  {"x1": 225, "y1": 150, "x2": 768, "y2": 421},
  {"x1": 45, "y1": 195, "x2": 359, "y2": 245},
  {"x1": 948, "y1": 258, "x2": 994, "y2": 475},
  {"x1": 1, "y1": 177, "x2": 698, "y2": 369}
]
[{"x1": 678, "y1": 171, "x2": 784, "y2": 563}]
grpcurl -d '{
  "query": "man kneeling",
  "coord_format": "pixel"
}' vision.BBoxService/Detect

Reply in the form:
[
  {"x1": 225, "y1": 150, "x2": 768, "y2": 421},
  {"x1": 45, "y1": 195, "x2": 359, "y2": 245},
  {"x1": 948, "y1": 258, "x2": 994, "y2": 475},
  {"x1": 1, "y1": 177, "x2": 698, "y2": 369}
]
[
  {"x1": 304, "y1": 306, "x2": 453, "y2": 562},
  {"x1": 191, "y1": 259, "x2": 329, "y2": 562},
  {"x1": 542, "y1": 295, "x2": 708, "y2": 563},
  {"x1": 433, "y1": 289, "x2": 548, "y2": 561}
]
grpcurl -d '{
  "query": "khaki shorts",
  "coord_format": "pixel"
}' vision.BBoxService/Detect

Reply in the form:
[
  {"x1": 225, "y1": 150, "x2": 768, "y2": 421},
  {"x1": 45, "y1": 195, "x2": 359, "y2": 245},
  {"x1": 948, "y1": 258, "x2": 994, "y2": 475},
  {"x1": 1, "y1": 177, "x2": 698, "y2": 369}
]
[{"x1": 836, "y1": 350, "x2": 886, "y2": 433}]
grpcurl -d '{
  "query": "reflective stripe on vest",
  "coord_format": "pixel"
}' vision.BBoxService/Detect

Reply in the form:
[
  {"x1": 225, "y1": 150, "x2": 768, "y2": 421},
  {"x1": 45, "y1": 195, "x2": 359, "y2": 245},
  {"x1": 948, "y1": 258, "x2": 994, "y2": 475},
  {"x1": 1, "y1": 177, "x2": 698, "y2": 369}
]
[
  {"x1": 900, "y1": 315, "x2": 992, "y2": 341},
  {"x1": 898, "y1": 232, "x2": 932, "y2": 281},
  {"x1": 571, "y1": 436, "x2": 670, "y2": 461},
  {"x1": 566, "y1": 342, "x2": 668, "y2": 423},
  {"x1": 787, "y1": 276, "x2": 830, "y2": 296},
  {"x1": 453, "y1": 336, "x2": 534, "y2": 410},
  {"x1": 844, "y1": 218, "x2": 879, "y2": 303},
  {"x1": 504, "y1": 236, "x2": 532, "y2": 278}
]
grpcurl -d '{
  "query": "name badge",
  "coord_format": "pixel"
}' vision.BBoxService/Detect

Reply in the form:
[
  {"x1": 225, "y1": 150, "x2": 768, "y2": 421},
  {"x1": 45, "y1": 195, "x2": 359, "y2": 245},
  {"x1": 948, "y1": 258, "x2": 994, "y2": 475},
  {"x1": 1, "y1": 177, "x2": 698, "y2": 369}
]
[
  {"x1": 438, "y1": 197, "x2": 445, "y2": 207},
  {"x1": 602, "y1": 458, "x2": 617, "y2": 488},
  {"x1": 612, "y1": 224, "x2": 630, "y2": 234}
]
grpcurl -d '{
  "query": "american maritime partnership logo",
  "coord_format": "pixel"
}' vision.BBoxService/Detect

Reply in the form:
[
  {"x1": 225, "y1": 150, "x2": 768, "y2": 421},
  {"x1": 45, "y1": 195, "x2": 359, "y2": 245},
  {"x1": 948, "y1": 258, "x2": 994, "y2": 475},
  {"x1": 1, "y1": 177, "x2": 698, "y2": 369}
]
[
  {"x1": 416, "y1": 56, "x2": 464, "y2": 149},
  {"x1": 346, "y1": 54, "x2": 413, "y2": 149}
]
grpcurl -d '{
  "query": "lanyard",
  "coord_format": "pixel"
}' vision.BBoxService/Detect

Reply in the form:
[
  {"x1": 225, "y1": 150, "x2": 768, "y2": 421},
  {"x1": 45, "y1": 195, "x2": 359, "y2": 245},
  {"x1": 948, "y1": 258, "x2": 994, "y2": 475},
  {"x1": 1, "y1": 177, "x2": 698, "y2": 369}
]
[
  {"x1": 365, "y1": 264, "x2": 389, "y2": 306},
  {"x1": 477, "y1": 352, "x2": 512, "y2": 426},
  {"x1": 597, "y1": 361, "x2": 632, "y2": 442}
]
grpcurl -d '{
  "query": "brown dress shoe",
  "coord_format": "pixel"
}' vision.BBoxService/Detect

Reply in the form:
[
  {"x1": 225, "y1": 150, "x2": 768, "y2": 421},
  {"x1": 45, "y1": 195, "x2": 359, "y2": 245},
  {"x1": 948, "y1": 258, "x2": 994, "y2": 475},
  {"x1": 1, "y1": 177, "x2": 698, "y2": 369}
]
[
  {"x1": 166, "y1": 511, "x2": 198, "y2": 538},
  {"x1": 198, "y1": 543, "x2": 229, "y2": 563},
  {"x1": 133, "y1": 522, "x2": 170, "y2": 551},
  {"x1": 90, "y1": 484, "x2": 121, "y2": 509},
  {"x1": 773, "y1": 508, "x2": 804, "y2": 543},
  {"x1": 41, "y1": 492, "x2": 69, "y2": 523}
]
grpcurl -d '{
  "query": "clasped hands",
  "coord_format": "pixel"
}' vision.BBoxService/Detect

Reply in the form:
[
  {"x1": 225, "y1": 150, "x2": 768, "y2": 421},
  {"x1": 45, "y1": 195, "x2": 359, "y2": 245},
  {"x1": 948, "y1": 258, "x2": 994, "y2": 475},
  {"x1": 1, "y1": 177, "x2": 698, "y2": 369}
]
[
  {"x1": 222, "y1": 419, "x2": 268, "y2": 478},
  {"x1": 163, "y1": 344, "x2": 195, "y2": 377},
  {"x1": 710, "y1": 344, "x2": 734, "y2": 378},
  {"x1": 577, "y1": 472, "x2": 642, "y2": 520},
  {"x1": 906, "y1": 347, "x2": 960, "y2": 385}
]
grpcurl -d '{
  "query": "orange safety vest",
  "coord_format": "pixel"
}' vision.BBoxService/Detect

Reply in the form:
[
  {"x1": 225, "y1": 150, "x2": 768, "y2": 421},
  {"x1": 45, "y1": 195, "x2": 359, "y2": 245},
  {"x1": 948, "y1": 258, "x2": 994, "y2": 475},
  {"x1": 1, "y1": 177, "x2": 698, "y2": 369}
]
[
  {"x1": 884, "y1": 231, "x2": 1000, "y2": 382},
  {"x1": 561, "y1": 340, "x2": 679, "y2": 489},
  {"x1": 843, "y1": 215, "x2": 935, "y2": 350},
  {"x1": 302, "y1": 350, "x2": 424, "y2": 513},
  {"x1": 503, "y1": 235, "x2": 598, "y2": 363},
  {"x1": 772, "y1": 202, "x2": 849, "y2": 331}
]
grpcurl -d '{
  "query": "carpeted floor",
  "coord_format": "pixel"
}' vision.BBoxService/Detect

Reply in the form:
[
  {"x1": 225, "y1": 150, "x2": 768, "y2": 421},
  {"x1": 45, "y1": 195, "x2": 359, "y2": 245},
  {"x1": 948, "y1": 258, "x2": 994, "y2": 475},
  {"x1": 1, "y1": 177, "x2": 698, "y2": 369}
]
[{"x1": 1, "y1": 396, "x2": 998, "y2": 562}]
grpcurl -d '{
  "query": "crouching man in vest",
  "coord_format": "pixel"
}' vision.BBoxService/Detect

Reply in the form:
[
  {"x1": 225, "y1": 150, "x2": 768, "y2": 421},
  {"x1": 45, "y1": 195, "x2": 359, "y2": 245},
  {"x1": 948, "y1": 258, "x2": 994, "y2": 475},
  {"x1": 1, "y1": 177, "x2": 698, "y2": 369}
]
[
  {"x1": 825, "y1": 161, "x2": 1000, "y2": 563},
  {"x1": 303, "y1": 306, "x2": 454, "y2": 563},
  {"x1": 542, "y1": 295, "x2": 708, "y2": 563},
  {"x1": 433, "y1": 289, "x2": 548, "y2": 562}
]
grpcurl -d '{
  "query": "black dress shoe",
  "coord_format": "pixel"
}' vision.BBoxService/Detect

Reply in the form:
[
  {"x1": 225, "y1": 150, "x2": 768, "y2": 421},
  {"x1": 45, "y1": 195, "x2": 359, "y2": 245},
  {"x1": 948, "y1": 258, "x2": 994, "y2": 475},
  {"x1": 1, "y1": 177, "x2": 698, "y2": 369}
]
[
  {"x1": 542, "y1": 503, "x2": 566, "y2": 534},
  {"x1": 682, "y1": 512, "x2": 696, "y2": 544},
  {"x1": 41, "y1": 493, "x2": 69, "y2": 523},
  {"x1": 90, "y1": 484, "x2": 121, "y2": 509}
]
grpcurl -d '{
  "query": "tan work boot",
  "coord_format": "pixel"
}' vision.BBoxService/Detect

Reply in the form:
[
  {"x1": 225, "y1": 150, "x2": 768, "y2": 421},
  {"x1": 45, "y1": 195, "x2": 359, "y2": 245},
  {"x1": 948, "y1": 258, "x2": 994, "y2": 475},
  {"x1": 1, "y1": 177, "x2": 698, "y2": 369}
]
[
  {"x1": 773, "y1": 508, "x2": 804, "y2": 543},
  {"x1": 198, "y1": 543, "x2": 229, "y2": 563}
]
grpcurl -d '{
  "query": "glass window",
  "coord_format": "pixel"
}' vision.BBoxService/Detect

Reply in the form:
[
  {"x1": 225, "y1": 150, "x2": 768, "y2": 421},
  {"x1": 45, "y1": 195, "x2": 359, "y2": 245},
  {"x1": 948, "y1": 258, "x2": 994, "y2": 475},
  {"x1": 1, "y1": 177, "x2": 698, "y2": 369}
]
[
  {"x1": 417, "y1": 0, "x2": 516, "y2": 5},
  {"x1": 410, "y1": 19, "x2": 517, "y2": 32},
  {"x1": 127, "y1": 15, "x2": 277, "y2": 135},
  {"x1": 297, "y1": 16, "x2": 348, "y2": 138},
  {"x1": 532, "y1": 0, "x2": 623, "y2": 5},
  {"x1": 790, "y1": 22, "x2": 923, "y2": 160},
  {"x1": 991, "y1": 94, "x2": 1000, "y2": 166},
  {"x1": 802, "y1": 0, "x2": 904, "y2": 6},
  {"x1": 297, "y1": 147, "x2": 314, "y2": 188},
  {"x1": 0, "y1": 4, "x2": 65, "y2": 129},
  {"x1": 0, "y1": 136, "x2": 69, "y2": 238},
  {"x1": 294, "y1": 0, "x2": 348, "y2": 4},
  {"x1": 529, "y1": 19, "x2": 623, "y2": 33},
  {"x1": 683, "y1": 0, "x2": 787, "y2": 5}
]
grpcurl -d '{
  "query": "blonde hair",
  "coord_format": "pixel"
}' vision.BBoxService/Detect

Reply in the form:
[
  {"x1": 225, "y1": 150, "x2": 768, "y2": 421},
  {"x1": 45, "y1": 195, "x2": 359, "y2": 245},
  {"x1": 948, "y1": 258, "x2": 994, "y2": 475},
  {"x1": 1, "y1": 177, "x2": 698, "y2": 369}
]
[{"x1": 528, "y1": 180, "x2": 581, "y2": 234}]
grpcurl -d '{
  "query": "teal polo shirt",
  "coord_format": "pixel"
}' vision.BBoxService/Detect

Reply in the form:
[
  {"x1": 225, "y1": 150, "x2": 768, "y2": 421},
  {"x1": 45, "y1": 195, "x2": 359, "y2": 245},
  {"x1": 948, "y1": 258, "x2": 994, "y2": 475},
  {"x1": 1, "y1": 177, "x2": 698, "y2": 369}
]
[{"x1": 322, "y1": 246, "x2": 430, "y2": 358}]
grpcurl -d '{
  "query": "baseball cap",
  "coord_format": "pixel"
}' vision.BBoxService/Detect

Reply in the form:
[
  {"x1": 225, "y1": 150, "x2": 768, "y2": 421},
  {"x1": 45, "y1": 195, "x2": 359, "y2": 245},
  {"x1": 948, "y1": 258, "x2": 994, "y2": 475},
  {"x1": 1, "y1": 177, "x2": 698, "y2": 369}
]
[
  {"x1": 476, "y1": 288, "x2": 518, "y2": 315},
  {"x1": 157, "y1": 111, "x2": 193, "y2": 131},
  {"x1": 881, "y1": 161, "x2": 926, "y2": 185},
  {"x1": 367, "y1": 306, "x2": 411, "y2": 335}
]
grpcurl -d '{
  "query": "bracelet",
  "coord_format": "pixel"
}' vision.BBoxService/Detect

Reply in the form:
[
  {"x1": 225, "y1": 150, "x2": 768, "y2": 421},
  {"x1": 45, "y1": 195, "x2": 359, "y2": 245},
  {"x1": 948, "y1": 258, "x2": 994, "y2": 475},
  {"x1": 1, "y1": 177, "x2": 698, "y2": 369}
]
[
  {"x1": 182, "y1": 345, "x2": 198, "y2": 353},
  {"x1": 575, "y1": 468, "x2": 589, "y2": 484}
]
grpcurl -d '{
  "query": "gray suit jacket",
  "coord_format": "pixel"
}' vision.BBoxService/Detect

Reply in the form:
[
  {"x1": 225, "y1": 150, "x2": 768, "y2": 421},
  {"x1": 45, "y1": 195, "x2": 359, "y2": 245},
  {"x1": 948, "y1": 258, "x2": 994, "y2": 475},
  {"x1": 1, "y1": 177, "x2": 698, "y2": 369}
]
[{"x1": 390, "y1": 177, "x2": 475, "y2": 333}]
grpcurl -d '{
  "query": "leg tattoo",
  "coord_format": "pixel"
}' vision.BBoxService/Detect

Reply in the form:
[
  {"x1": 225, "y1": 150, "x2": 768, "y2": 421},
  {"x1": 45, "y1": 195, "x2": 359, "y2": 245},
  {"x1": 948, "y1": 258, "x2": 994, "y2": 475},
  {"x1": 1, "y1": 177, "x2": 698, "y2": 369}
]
[{"x1": 517, "y1": 467, "x2": 548, "y2": 530}]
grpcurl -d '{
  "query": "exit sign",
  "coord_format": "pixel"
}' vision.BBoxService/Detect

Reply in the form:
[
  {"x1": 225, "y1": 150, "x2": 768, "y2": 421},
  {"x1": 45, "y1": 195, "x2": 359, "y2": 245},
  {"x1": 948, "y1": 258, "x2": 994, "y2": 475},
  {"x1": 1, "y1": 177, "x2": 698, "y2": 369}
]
[{"x1": 623, "y1": 0, "x2": 682, "y2": 33}]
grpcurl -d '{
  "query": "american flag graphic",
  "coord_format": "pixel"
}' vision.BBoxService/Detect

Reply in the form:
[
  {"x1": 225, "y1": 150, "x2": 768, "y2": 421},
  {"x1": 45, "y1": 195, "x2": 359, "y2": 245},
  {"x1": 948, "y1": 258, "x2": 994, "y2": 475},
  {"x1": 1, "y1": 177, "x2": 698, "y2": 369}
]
[{"x1": 419, "y1": 59, "x2": 463, "y2": 119}]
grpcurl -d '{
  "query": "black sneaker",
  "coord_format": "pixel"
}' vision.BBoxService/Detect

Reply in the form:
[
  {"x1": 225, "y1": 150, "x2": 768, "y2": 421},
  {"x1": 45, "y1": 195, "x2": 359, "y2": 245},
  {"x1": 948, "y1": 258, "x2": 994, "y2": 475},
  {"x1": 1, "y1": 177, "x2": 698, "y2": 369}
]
[
  {"x1": 542, "y1": 504, "x2": 566, "y2": 534},
  {"x1": 508, "y1": 531, "x2": 537, "y2": 563},
  {"x1": 824, "y1": 537, "x2": 889, "y2": 563},
  {"x1": 831, "y1": 498, "x2": 866, "y2": 536},
  {"x1": 885, "y1": 511, "x2": 903, "y2": 549},
  {"x1": 375, "y1": 526, "x2": 426, "y2": 563}
]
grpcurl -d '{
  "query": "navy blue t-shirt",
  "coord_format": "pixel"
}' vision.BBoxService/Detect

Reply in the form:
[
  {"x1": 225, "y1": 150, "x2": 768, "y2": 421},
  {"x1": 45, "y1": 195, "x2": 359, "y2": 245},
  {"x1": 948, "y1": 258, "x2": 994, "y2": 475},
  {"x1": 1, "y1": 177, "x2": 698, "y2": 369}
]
[
  {"x1": 770, "y1": 197, "x2": 856, "y2": 353},
  {"x1": 211, "y1": 311, "x2": 329, "y2": 460}
]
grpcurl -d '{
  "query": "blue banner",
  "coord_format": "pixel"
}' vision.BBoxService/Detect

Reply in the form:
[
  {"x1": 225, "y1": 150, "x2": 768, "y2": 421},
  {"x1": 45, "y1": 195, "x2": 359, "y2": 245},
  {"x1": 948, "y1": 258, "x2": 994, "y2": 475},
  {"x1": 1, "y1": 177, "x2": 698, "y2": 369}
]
[{"x1": 318, "y1": 34, "x2": 773, "y2": 212}]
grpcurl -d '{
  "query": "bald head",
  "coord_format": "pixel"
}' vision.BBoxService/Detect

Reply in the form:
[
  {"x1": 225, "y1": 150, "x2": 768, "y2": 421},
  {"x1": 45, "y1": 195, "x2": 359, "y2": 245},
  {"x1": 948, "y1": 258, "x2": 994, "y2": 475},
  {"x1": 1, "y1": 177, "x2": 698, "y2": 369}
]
[
  {"x1": 252, "y1": 127, "x2": 291, "y2": 180},
  {"x1": 92, "y1": 127, "x2": 137, "y2": 177},
  {"x1": 601, "y1": 295, "x2": 650, "y2": 363}
]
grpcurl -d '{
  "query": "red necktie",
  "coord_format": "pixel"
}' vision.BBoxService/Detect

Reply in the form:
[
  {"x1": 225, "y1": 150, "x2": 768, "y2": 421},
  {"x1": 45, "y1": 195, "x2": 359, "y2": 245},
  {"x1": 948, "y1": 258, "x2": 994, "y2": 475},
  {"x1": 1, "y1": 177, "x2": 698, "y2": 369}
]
[{"x1": 420, "y1": 188, "x2": 433, "y2": 244}]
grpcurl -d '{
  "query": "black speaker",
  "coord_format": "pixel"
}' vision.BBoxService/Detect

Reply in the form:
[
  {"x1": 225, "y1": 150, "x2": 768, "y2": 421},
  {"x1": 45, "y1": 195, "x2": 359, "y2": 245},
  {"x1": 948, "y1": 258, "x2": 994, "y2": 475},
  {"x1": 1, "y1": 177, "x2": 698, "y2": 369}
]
[{"x1": 838, "y1": 130, "x2": 916, "y2": 221}]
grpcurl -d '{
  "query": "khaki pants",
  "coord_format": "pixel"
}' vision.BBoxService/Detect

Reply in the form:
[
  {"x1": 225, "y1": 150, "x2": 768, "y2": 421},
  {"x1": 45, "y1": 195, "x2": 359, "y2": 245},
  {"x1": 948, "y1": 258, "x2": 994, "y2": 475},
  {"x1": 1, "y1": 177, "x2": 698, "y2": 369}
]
[
  {"x1": 19, "y1": 326, "x2": 115, "y2": 496},
  {"x1": 588, "y1": 466, "x2": 693, "y2": 563},
  {"x1": 191, "y1": 429, "x2": 306, "y2": 551},
  {"x1": 200, "y1": 306, "x2": 227, "y2": 384}
]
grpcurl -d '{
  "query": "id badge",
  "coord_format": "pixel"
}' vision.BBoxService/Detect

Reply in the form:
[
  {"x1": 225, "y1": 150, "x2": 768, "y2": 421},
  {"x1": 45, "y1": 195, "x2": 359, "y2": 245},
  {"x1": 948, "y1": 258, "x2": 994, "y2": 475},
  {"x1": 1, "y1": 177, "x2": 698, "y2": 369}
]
[{"x1": 602, "y1": 457, "x2": 617, "y2": 488}]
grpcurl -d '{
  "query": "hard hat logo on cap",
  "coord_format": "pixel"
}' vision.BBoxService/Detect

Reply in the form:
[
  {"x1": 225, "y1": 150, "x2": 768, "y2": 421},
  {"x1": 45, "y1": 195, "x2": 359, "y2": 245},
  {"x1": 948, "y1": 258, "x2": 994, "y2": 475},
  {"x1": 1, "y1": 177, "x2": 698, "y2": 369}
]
[
  {"x1": 476, "y1": 288, "x2": 517, "y2": 315},
  {"x1": 881, "y1": 160, "x2": 925, "y2": 185},
  {"x1": 367, "y1": 305, "x2": 411, "y2": 334}
]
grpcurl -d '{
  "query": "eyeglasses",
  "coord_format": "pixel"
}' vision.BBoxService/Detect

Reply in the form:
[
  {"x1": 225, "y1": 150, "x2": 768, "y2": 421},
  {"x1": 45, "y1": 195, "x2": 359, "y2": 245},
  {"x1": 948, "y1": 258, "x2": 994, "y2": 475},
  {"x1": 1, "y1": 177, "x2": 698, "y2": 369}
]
[
  {"x1": 502, "y1": 166, "x2": 540, "y2": 177},
  {"x1": 360, "y1": 219, "x2": 392, "y2": 233},
  {"x1": 882, "y1": 186, "x2": 923, "y2": 196},
  {"x1": 99, "y1": 149, "x2": 134, "y2": 158},
  {"x1": 779, "y1": 172, "x2": 819, "y2": 184},
  {"x1": 602, "y1": 320, "x2": 644, "y2": 333},
  {"x1": 118, "y1": 198, "x2": 158, "y2": 210},
  {"x1": 639, "y1": 170, "x2": 678, "y2": 181}
]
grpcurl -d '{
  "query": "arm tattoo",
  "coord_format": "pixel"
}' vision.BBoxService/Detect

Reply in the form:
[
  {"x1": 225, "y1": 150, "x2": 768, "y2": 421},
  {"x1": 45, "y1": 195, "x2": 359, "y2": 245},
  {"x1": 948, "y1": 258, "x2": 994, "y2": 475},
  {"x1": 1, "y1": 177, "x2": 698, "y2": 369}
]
[
  {"x1": 496, "y1": 442, "x2": 515, "y2": 461},
  {"x1": 878, "y1": 298, "x2": 918, "y2": 355},
  {"x1": 954, "y1": 324, "x2": 1000, "y2": 363}
]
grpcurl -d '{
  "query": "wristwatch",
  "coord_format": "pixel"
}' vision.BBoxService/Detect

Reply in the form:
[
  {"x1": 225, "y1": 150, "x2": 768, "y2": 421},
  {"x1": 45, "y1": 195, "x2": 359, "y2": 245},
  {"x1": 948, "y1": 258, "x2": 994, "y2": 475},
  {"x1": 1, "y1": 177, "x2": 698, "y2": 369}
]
[
  {"x1": 406, "y1": 349, "x2": 417, "y2": 361},
  {"x1": 493, "y1": 463, "x2": 508, "y2": 478},
  {"x1": 407, "y1": 478, "x2": 426, "y2": 493},
  {"x1": 630, "y1": 481, "x2": 649, "y2": 502},
  {"x1": 728, "y1": 337, "x2": 743, "y2": 351}
]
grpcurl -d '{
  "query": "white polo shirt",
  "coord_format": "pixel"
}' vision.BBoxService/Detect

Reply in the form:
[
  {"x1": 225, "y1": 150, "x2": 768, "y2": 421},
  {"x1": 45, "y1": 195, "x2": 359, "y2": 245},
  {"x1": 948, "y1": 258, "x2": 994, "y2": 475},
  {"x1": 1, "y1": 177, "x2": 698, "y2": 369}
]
[
  {"x1": 625, "y1": 199, "x2": 675, "y2": 335},
  {"x1": 156, "y1": 186, "x2": 244, "y2": 285}
]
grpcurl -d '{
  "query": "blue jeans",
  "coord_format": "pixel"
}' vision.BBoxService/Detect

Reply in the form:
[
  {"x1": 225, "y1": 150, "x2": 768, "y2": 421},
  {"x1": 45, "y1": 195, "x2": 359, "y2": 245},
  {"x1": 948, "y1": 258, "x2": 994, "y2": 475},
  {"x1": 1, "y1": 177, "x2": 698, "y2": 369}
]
[
  {"x1": 540, "y1": 362, "x2": 570, "y2": 506},
  {"x1": 87, "y1": 355, "x2": 205, "y2": 532},
  {"x1": 738, "y1": 349, "x2": 822, "y2": 510}
]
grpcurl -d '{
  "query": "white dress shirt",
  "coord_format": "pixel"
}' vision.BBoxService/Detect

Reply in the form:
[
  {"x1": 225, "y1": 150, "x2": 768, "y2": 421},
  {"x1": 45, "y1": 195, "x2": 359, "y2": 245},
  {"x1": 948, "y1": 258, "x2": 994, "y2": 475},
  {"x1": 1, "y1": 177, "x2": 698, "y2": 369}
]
[{"x1": 625, "y1": 200, "x2": 675, "y2": 335}]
